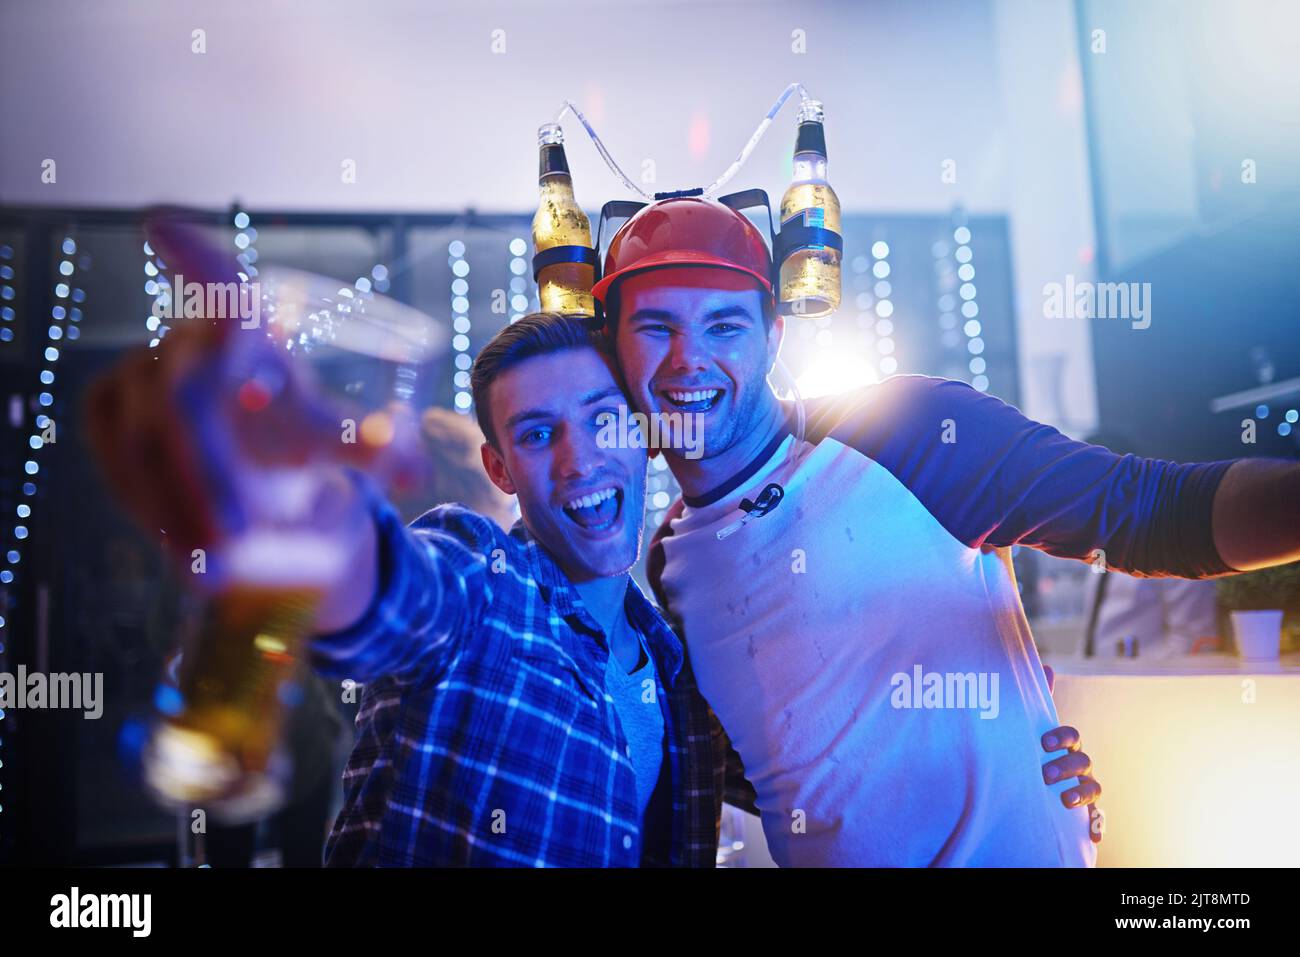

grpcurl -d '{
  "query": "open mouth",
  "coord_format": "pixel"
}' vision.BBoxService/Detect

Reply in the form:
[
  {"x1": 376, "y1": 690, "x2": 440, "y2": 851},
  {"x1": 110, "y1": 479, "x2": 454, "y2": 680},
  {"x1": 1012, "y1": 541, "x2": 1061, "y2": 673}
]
[
  {"x1": 661, "y1": 387, "x2": 723, "y2": 413},
  {"x1": 561, "y1": 485, "x2": 624, "y2": 532}
]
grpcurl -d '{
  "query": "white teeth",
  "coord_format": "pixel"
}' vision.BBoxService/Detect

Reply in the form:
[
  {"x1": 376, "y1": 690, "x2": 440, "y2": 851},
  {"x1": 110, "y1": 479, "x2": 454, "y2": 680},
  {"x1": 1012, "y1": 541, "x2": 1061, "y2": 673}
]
[
  {"x1": 565, "y1": 486, "x2": 617, "y2": 511},
  {"x1": 666, "y1": 388, "x2": 720, "y2": 404}
]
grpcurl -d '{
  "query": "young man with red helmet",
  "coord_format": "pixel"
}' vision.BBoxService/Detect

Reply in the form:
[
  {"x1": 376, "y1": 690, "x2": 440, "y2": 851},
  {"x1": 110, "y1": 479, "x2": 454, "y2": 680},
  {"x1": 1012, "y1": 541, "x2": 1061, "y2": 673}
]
[{"x1": 592, "y1": 196, "x2": 1299, "y2": 866}]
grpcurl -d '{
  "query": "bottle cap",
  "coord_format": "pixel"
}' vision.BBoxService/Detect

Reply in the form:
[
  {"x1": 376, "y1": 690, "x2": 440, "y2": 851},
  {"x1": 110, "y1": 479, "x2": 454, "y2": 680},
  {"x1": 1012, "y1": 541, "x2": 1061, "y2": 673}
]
[
  {"x1": 794, "y1": 100, "x2": 827, "y2": 156},
  {"x1": 538, "y1": 124, "x2": 570, "y2": 178},
  {"x1": 797, "y1": 99, "x2": 825, "y2": 124}
]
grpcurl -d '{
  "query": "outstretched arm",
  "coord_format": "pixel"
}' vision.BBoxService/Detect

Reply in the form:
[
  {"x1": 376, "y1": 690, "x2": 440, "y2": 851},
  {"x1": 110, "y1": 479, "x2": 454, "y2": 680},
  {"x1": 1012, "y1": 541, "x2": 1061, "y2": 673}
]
[
  {"x1": 1211, "y1": 459, "x2": 1300, "y2": 572},
  {"x1": 310, "y1": 488, "x2": 496, "y2": 686},
  {"x1": 822, "y1": 375, "x2": 1242, "y2": 579}
]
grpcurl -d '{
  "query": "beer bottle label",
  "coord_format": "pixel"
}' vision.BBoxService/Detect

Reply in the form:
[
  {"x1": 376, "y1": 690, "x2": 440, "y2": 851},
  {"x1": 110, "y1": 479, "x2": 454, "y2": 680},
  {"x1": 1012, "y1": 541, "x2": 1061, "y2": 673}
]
[{"x1": 782, "y1": 208, "x2": 825, "y2": 231}]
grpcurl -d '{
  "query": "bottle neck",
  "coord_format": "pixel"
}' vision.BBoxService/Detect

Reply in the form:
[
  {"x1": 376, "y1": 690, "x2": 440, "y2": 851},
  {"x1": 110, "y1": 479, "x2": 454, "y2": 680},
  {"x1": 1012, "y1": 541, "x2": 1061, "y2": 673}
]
[
  {"x1": 539, "y1": 172, "x2": 576, "y2": 198},
  {"x1": 793, "y1": 120, "x2": 827, "y2": 158},
  {"x1": 539, "y1": 143, "x2": 571, "y2": 180},
  {"x1": 792, "y1": 152, "x2": 828, "y2": 183}
]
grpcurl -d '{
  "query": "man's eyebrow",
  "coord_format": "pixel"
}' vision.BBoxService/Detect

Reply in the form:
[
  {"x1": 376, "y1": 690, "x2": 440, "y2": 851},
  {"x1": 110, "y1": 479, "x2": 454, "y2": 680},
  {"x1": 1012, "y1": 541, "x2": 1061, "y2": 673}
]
[
  {"x1": 503, "y1": 407, "x2": 553, "y2": 431},
  {"x1": 579, "y1": 385, "x2": 626, "y2": 406},
  {"x1": 626, "y1": 308, "x2": 677, "y2": 325},
  {"x1": 502, "y1": 387, "x2": 623, "y2": 431},
  {"x1": 626, "y1": 305, "x2": 757, "y2": 325},
  {"x1": 704, "y1": 305, "x2": 758, "y2": 322}
]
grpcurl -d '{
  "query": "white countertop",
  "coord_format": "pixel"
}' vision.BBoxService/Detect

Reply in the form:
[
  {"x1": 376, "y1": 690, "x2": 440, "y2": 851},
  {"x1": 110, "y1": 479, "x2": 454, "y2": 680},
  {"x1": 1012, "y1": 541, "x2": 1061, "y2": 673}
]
[
  {"x1": 1046, "y1": 652, "x2": 1300, "y2": 677},
  {"x1": 1048, "y1": 654, "x2": 1300, "y2": 866}
]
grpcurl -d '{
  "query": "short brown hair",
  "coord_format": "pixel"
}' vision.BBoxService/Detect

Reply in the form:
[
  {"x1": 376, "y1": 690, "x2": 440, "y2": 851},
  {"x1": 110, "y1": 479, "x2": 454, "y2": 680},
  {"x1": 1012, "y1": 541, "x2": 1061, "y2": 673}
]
[{"x1": 469, "y1": 312, "x2": 605, "y2": 447}]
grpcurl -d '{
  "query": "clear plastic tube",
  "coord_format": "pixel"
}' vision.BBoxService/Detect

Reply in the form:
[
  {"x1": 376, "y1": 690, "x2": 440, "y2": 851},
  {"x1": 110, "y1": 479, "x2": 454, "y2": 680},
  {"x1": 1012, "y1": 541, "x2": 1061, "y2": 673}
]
[
  {"x1": 555, "y1": 83, "x2": 813, "y2": 201},
  {"x1": 701, "y1": 83, "x2": 811, "y2": 199},
  {"x1": 554, "y1": 99, "x2": 655, "y2": 201}
]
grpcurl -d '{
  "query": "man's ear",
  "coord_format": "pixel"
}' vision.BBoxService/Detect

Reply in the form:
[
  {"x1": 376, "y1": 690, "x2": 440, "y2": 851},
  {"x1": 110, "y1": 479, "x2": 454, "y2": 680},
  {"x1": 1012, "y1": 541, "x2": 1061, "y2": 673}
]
[
  {"x1": 480, "y1": 441, "x2": 517, "y2": 496},
  {"x1": 767, "y1": 311, "x2": 786, "y2": 373}
]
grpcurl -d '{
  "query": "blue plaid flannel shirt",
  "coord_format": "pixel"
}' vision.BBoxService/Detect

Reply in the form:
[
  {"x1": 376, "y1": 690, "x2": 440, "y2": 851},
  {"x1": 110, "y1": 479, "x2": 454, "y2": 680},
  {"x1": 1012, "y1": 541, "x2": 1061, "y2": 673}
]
[{"x1": 310, "y1": 479, "x2": 737, "y2": 867}]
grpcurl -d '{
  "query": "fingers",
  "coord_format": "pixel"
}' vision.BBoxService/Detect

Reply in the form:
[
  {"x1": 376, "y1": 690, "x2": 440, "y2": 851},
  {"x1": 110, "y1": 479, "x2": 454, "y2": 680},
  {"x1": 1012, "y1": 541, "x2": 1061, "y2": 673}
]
[
  {"x1": 1042, "y1": 662, "x2": 1055, "y2": 694},
  {"x1": 140, "y1": 212, "x2": 427, "y2": 489},
  {"x1": 144, "y1": 209, "x2": 244, "y2": 350},
  {"x1": 1039, "y1": 724, "x2": 1104, "y2": 840},
  {"x1": 83, "y1": 346, "x2": 174, "y2": 525},
  {"x1": 1041, "y1": 725, "x2": 1079, "y2": 753},
  {"x1": 1042, "y1": 748, "x2": 1092, "y2": 785},
  {"x1": 83, "y1": 330, "x2": 227, "y2": 556},
  {"x1": 1061, "y1": 773, "x2": 1102, "y2": 810},
  {"x1": 83, "y1": 358, "x2": 147, "y2": 522},
  {"x1": 88, "y1": 211, "x2": 431, "y2": 556}
]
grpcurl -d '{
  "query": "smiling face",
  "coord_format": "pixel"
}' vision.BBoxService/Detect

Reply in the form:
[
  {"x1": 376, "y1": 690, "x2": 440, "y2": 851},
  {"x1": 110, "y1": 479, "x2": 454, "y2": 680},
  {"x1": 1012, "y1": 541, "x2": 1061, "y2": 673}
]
[
  {"x1": 480, "y1": 346, "x2": 647, "y2": 583},
  {"x1": 612, "y1": 266, "x2": 784, "y2": 465}
]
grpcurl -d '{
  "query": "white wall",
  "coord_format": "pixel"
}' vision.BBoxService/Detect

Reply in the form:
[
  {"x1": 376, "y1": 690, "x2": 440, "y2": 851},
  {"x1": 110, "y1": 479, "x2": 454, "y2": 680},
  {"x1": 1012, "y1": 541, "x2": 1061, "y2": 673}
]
[
  {"x1": 0, "y1": 0, "x2": 1098, "y2": 427},
  {"x1": 991, "y1": 0, "x2": 1099, "y2": 433}
]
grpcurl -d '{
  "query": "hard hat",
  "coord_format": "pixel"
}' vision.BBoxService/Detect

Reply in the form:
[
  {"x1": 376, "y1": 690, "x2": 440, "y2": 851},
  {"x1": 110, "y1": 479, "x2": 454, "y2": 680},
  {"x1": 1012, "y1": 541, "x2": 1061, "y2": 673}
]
[{"x1": 591, "y1": 197, "x2": 774, "y2": 304}]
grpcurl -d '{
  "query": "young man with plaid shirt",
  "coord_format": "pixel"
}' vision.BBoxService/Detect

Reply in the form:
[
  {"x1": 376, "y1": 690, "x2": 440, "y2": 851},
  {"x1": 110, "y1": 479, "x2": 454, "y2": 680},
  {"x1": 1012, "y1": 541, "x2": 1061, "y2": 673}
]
[{"x1": 314, "y1": 314, "x2": 740, "y2": 865}]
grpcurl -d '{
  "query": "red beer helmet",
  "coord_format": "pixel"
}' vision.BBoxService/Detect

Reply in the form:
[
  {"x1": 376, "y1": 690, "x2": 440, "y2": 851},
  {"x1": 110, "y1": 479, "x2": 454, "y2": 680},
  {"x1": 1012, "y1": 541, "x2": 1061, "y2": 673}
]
[{"x1": 591, "y1": 197, "x2": 774, "y2": 305}]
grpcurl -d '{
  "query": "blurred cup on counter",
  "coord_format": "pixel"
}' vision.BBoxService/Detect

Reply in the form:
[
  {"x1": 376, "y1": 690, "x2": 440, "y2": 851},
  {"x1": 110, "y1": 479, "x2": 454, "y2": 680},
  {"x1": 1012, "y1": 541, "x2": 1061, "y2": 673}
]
[{"x1": 1231, "y1": 610, "x2": 1283, "y2": 661}]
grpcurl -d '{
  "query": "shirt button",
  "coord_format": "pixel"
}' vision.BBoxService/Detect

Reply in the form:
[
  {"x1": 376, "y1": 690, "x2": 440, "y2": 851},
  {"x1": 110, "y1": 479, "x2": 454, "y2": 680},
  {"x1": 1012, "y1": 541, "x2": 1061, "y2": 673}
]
[{"x1": 623, "y1": 835, "x2": 633, "y2": 850}]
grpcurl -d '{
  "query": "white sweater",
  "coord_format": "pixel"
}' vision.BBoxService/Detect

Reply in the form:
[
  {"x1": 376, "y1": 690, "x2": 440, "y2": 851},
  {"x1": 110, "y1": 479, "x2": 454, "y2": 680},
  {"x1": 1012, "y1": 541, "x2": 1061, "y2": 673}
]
[{"x1": 648, "y1": 376, "x2": 1233, "y2": 866}]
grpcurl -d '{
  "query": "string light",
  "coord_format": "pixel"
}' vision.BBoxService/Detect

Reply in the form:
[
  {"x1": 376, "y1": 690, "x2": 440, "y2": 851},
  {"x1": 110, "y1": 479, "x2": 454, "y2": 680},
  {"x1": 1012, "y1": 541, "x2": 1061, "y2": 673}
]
[
  {"x1": 449, "y1": 240, "x2": 472, "y2": 413},
  {"x1": 931, "y1": 223, "x2": 977, "y2": 388},
  {"x1": 851, "y1": 254, "x2": 877, "y2": 357},
  {"x1": 367, "y1": 265, "x2": 422, "y2": 405},
  {"x1": 870, "y1": 240, "x2": 897, "y2": 377},
  {"x1": 234, "y1": 208, "x2": 258, "y2": 281},
  {"x1": 648, "y1": 454, "x2": 673, "y2": 530},
  {"x1": 143, "y1": 239, "x2": 170, "y2": 348},
  {"x1": 0, "y1": 245, "x2": 7, "y2": 808},
  {"x1": 1, "y1": 236, "x2": 87, "y2": 811},
  {"x1": 508, "y1": 237, "x2": 529, "y2": 322},
  {"x1": 944, "y1": 223, "x2": 984, "y2": 392},
  {"x1": 0, "y1": 244, "x2": 15, "y2": 344}
]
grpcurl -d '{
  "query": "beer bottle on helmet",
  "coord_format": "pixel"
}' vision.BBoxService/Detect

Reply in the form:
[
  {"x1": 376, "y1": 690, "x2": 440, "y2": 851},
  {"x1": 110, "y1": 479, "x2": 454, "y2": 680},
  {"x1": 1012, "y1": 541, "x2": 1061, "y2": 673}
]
[
  {"x1": 531, "y1": 123, "x2": 596, "y2": 317},
  {"x1": 777, "y1": 100, "x2": 842, "y2": 319}
]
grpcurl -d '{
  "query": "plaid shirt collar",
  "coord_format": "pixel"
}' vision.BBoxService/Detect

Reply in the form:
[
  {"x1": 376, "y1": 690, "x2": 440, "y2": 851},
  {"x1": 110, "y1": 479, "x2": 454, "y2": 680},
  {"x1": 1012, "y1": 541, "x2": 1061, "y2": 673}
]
[{"x1": 508, "y1": 520, "x2": 686, "y2": 688}]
